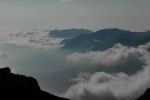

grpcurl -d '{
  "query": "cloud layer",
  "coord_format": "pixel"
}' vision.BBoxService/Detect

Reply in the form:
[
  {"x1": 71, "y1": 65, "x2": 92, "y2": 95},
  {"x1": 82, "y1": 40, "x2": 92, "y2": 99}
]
[
  {"x1": 64, "y1": 43, "x2": 150, "y2": 100},
  {"x1": 0, "y1": 30, "x2": 64, "y2": 49},
  {"x1": 67, "y1": 43, "x2": 147, "y2": 67}
]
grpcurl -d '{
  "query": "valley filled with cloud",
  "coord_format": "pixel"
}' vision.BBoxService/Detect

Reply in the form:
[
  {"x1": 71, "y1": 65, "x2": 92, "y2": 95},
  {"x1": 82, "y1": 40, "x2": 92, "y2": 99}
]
[
  {"x1": 64, "y1": 42, "x2": 150, "y2": 100},
  {"x1": 0, "y1": 28, "x2": 149, "y2": 100},
  {"x1": 0, "y1": 0, "x2": 149, "y2": 99}
]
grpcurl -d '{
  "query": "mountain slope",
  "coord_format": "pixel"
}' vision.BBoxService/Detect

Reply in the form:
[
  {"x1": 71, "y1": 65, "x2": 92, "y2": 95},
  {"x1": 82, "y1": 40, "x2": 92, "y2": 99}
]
[
  {"x1": 136, "y1": 88, "x2": 150, "y2": 100},
  {"x1": 0, "y1": 67, "x2": 70, "y2": 99},
  {"x1": 49, "y1": 29, "x2": 92, "y2": 38},
  {"x1": 62, "y1": 28, "x2": 150, "y2": 51}
]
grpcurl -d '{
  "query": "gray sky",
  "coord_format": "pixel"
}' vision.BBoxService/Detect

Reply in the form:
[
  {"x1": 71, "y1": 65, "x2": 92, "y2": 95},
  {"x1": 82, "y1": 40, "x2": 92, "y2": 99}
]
[{"x1": 0, "y1": 0, "x2": 149, "y2": 31}]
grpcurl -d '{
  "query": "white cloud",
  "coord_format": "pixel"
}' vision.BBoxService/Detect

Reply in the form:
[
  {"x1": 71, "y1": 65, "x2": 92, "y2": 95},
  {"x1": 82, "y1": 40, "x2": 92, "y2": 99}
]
[
  {"x1": 64, "y1": 43, "x2": 150, "y2": 100},
  {"x1": 64, "y1": 66, "x2": 150, "y2": 100},
  {"x1": 67, "y1": 43, "x2": 148, "y2": 67}
]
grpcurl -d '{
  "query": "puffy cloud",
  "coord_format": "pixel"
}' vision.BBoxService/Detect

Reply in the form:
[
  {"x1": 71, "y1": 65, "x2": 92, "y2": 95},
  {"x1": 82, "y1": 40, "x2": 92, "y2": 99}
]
[
  {"x1": 67, "y1": 43, "x2": 148, "y2": 67},
  {"x1": 64, "y1": 66, "x2": 150, "y2": 100},
  {"x1": 64, "y1": 43, "x2": 150, "y2": 100}
]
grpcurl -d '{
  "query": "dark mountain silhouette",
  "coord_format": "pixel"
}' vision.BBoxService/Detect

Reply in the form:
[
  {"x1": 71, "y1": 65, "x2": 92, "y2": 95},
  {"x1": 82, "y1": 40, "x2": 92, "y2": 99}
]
[
  {"x1": 49, "y1": 29, "x2": 92, "y2": 38},
  {"x1": 136, "y1": 88, "x2": 150, "y2": 100},
  {"x1": 62, "y1": 28, "x2": 150, "y2": 51},
  {"x1": 0, "y1": 67, "x2": 70, "y2": 99}
]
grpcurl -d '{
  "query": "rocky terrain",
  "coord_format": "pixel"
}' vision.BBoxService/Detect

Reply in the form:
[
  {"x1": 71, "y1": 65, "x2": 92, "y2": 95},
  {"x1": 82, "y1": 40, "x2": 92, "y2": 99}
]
[{"x1": 0, "y1": 67, "x2": 70, "y2": 99}]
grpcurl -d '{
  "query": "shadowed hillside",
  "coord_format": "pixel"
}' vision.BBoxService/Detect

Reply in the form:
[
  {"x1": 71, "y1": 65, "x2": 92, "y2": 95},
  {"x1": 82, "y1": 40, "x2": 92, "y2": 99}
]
[
  {"x1": 0, "y1": 67, "x2": 70, "y2": 99},
  {"x1": 62, "y1": 28, "x2": 150, "y2": 51}
]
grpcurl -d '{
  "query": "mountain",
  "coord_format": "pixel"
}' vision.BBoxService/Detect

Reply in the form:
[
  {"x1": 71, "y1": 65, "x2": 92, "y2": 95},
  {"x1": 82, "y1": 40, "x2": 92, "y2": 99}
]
[
  {"x1": 49, "y1": 29, "x2": 92, "y2": 38},
  {"x1": 136, "y1": 88, "x2": 150, "y2": 100},
  {"x1": 62, "y1": 28, "x2": 150, "y2": 51},
  {"x1": 0, "y1": 67, "x2": 70, "y2": 99}
]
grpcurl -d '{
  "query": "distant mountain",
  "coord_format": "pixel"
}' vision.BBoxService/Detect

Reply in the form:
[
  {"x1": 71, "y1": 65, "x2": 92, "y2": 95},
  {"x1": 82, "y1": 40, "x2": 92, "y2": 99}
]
[
  {"x1": 136, "y1": 88, "x2": 150, "y2": 100},
  {"x1": 0, "y1": 67, "x2": 70, "y2": 99},
  {"x1": 62, "y1": 28, "x2": 150, "y2": 51},
  {"x1": 49, "y1": 29, "x2": 92, "y2": 38}
]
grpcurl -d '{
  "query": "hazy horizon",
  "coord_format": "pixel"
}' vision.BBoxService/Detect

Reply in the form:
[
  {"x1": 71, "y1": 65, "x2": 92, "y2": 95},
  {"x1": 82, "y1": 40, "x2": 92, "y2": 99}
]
[{"x1": 0, "y1": 0, "x2": 149, "y2": 31}]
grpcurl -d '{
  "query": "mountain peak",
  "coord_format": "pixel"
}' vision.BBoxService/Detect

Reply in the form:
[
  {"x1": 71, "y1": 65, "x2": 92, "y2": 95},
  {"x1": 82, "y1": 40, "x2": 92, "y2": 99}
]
[
  {"x1": 0, "y1": 67, "x2": 10, "y2": 75},
  {"x1": 49, "y1": 28, "x2": 92, "y2": 38},
  {"x1": 95, "y1": 28, "x2": 130, "y2": 34},
  {"x1": 100, "y1": 28, "x2": 126, "y2": 31}
]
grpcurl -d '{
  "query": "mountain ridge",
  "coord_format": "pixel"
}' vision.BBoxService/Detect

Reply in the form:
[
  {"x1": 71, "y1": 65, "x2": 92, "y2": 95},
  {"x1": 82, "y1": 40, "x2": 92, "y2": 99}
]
[
  {"x1": 49, "y1": 29, "x2": 92, "y2": 38},
  {"x1": 62, "y1": 28, "x2": 150, "y2": 51},
  {"x1": 0, "y1": 67, "x2": 70, "y2": 99}
]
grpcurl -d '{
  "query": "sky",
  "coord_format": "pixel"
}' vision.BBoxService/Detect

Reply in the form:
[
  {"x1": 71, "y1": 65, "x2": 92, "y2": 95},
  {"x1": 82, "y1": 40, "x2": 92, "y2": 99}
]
[{"x1": 0, "y1": 0, "x2": 149, "y2": 31}]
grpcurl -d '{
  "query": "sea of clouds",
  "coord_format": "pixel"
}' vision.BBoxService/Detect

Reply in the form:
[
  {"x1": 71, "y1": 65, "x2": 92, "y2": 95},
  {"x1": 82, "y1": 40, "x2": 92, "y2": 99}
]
[
  {"x1": 0, "y1": 29, "x2": 64, "y2": 49},
  {"x1": 64, "y1": 42, "x2": 150, "y2": 100},
  {"x1": 0, "y1": 29, "x2": 149, "y2": 100}
]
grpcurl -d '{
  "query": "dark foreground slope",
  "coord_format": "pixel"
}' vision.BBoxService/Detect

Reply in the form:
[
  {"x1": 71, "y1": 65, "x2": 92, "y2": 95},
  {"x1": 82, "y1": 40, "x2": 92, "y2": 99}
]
[
  {"x1": 0, "y1": 67, "x2": 70, "y2": 99},
  {"x1": 137, "y1": 88, "x2": 150, "y2": 100}
]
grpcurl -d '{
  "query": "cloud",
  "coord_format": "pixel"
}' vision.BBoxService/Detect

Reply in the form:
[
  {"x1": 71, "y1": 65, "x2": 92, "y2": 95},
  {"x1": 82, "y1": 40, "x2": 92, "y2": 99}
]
[
  {"x1": 67, "y1": 43, "x2": 147, "y2": 67},
  {"x1": 0, "y1": 30, "x2": 64, "y2": 49},
  {"x1": 64, "y1": 66, "x2": 150, "y2": 100},
  {"x1": 64, "y1": 43, "x2": 150, "y2": 100}
]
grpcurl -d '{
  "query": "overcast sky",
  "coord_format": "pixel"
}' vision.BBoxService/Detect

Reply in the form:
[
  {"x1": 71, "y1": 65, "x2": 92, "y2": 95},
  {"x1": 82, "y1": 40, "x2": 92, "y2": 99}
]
[{"x1": 0, "y1": 0, "x2": 149, "y2": 31}]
